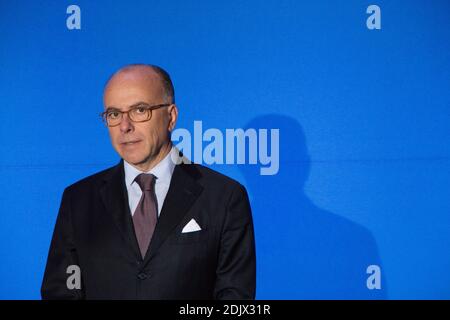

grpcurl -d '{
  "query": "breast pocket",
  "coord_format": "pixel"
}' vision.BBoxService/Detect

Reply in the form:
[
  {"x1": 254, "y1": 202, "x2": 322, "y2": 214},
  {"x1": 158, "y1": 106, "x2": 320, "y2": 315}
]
[{"x1": 169, "y1": 229, "x2": 209, "y2": 245}]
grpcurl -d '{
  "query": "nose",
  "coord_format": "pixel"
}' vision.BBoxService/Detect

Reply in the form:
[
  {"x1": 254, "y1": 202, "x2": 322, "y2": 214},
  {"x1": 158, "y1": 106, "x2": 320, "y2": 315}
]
[{"x1": 119, "y1": 112, "x2": 134, "y2": 134}]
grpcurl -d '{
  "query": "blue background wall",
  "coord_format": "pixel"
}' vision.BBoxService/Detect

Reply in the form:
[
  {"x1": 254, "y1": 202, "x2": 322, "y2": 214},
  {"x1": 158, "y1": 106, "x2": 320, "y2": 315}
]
[{"x1": 0, "y1": 0, "x2": 449, "y2": 299}]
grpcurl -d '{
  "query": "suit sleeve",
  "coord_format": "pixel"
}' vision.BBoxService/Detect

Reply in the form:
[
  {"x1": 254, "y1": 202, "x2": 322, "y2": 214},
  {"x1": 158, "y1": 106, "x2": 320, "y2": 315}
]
[
  {"x1": 214, "y1": 183, "x2": 256, "y2": 300},
  {"x1": 41, "y1": 188, "x2": 85, "y2": 300}
]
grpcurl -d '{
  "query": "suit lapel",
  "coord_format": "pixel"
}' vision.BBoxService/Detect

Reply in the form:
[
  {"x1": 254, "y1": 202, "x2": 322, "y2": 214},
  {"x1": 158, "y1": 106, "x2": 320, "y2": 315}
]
[
  {"x1": 143, "y1": 163, "x2": 203, "y2": 265},
  {"x1": 99, "y1": 160, "x2": 141, "y2": 260}
]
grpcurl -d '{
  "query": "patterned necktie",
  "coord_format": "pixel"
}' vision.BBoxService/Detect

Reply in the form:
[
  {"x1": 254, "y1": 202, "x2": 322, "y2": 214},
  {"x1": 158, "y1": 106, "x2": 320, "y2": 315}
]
[{"x1": 133, "y1": 173, "x2": 158, "y2": 259}]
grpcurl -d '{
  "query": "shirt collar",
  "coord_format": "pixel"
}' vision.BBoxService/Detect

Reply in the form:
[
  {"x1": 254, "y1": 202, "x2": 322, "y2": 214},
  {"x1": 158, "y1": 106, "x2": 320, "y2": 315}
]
[{"x1": 124, "y1": 146, "x2": 177, "y2": 187}]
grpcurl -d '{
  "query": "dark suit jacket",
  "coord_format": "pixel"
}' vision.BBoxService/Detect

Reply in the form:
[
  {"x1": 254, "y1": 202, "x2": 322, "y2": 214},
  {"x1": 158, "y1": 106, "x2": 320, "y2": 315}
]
[{"x1": 41, "y1": 159, "x2": 256, "y2": 299}]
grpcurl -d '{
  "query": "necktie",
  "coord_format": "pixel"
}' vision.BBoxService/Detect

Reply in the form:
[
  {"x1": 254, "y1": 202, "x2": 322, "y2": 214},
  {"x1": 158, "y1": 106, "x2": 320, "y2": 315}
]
[{"x1": 133, "y1": 173, "x2": 158, "y2": 259}]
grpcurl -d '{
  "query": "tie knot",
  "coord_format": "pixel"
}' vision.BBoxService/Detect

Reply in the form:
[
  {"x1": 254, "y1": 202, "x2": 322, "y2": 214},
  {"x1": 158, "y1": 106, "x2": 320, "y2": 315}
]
[{"x1": 134, "y1": 173, "x2": 156, "y2": 192}]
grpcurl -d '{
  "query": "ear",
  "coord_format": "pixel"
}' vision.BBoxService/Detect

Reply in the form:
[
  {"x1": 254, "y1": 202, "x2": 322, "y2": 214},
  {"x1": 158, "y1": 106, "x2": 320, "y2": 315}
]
[{"x1": 167, "y1": 104, "x2": 178, "y2": 132}]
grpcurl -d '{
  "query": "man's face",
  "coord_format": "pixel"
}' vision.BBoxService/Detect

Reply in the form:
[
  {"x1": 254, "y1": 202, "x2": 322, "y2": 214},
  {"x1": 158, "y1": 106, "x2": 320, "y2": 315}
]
[{"x1": 103, "y1": 69, "x2": 177, "y2": 170}]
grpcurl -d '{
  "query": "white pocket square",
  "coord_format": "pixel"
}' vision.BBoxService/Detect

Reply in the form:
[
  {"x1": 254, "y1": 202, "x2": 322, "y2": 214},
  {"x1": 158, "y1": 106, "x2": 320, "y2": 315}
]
[{"x1": 182, "y1": 218, "x2": 202, "y2": 233}]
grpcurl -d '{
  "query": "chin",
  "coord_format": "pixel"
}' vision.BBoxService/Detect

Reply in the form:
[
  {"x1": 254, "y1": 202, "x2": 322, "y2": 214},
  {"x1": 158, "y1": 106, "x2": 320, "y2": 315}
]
[{"x1": 121, "y1": 153, "x2": 146, "y2": 165}]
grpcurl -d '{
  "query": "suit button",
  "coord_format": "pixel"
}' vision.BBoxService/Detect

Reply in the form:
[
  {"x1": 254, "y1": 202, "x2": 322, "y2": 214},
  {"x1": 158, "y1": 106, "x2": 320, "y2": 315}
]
[{"x1": 137, "y1": 273, "x2": 148, "y2": 280}]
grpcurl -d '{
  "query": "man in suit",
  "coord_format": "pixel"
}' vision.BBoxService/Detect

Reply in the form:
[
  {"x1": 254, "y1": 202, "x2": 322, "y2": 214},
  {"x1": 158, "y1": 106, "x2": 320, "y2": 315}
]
[{"x1": 41, "y1": 64, "x2": 256, "y2": 299}]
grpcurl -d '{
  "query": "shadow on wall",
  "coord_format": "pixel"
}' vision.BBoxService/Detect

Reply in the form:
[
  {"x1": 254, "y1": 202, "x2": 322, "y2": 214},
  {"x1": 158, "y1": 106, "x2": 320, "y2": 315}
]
[{"x1": 240, "y1": 114, "x2": 387, "y2": 299}]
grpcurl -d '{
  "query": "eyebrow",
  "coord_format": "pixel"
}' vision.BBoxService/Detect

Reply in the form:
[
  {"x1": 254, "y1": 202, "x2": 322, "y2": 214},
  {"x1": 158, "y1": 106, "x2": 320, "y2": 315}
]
[{"x1": 105, "y1": 101, "x2": 150, "y2": 112}]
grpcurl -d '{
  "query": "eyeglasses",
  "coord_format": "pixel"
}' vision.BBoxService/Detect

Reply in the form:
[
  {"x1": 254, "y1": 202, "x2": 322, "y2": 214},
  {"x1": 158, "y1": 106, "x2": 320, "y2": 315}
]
[{"x1": 100, "y1": 103, "x2": 172, "y2": 127}]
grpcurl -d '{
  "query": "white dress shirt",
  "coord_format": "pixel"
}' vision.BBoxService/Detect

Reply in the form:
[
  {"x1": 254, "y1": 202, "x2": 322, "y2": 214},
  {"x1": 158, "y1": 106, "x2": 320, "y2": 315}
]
[{"x1": 124, "y1": 146, "x2": 177, "y2": 217}]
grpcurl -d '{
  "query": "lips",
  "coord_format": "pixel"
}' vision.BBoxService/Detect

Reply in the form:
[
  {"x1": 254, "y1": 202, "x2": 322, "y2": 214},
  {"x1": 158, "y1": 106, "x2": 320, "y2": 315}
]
[{"x1": 121, "y1": 140, "x2": 141, "y2": 145}]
